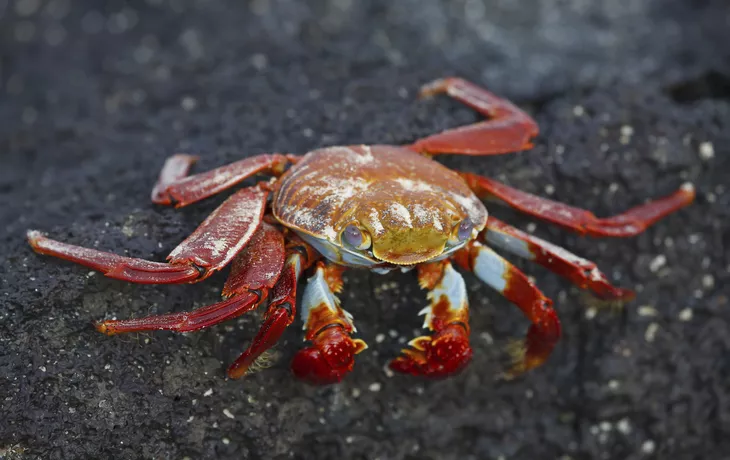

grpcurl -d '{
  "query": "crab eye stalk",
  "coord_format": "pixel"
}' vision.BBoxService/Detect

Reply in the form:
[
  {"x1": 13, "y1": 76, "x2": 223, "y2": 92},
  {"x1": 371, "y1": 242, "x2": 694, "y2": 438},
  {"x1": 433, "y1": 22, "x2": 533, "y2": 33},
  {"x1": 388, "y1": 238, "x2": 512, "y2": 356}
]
[
  {"x1": 341, "y1": 224, "x2": 371, "y2": 250},
  {"x1": 458, "y1": 219, "x2": 474, "y2": 241},
  {"x1": 450, "y1": 218, "x2": 474, "y2": 245}
]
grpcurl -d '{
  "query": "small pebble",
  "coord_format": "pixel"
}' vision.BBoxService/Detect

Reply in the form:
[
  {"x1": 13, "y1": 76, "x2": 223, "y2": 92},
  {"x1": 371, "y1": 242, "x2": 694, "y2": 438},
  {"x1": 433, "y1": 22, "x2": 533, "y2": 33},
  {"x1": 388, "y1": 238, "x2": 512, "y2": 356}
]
[
  {"x1": 181, "y1": 96, "x2": 197, "y2": 111},
  {"x1": 642, "y1": 440, "x2": 656, "y2": 454},
  {"x1": 699, "y1": 141, "x2": 714, "y2": 160},
  {"x1": 702, "y1": 274, "x2": 715, "y2": 289},
  {"x1": 222, "y1": 438, "x2": 230, "y2": 445},
  {"x1": 649, "y1": 255, "x2": 667, "y2": 273},
  {"x1": 251, "y1": 53, "x2": 268, "y2": 70},
  {"x1": 223, "y1": 408, "x2": 235, "y2": 419},
  {"x1": 369, "y1": 382, "x2": 382, "y2": 392},
  {"x1": 645, "y1": 323, "x2": 659, "y2": 342},
  {"x1": 678, "y1": 308, "x2": 693, "y2": 321},
  {"x1": 203, "y1": 388, "x2": 213, "y2": 397},
  {"x1": 638, "y1": 306, "x2": 658, "y2": 317},
  {"x1": 617, "y1": 418, "x2": 632, "y2": 435}
]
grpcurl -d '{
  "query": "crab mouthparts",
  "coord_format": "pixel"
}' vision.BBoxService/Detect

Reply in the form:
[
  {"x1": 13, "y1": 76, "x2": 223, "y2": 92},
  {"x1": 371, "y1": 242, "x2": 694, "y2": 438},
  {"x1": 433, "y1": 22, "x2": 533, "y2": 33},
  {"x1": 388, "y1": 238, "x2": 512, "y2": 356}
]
[{"x1": 370, "y1": 230, "x2": 448, "y2": 265}]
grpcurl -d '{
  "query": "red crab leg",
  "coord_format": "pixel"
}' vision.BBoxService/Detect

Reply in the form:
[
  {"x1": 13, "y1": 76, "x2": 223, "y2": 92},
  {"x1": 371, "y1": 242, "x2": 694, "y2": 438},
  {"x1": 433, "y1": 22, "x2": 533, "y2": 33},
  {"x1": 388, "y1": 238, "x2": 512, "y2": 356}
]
[
  {"x1": 150, "y1": 153, "x2": 200, "y2": 203},
  {"x1": 152, "y1": 153, "x2": 296, "y2": 207},
  {"x1": 409, "y1": 77, "x2": 539, "y2": 156},
  {"x1": 462, "y1": 173, "x2": 696, "y2": 237},
  {"x1": 390, "y1": 261, "x2": 473, "y2": 378},
  {"x1": 95, "y1": 223, "x2": 285, "y2": 334},
  {"x1": 484, "y1": 217, "x2": 635, "y2": 300},
  {"x1": 27, "y1": 185, "x2": 268, "y2": 284},
  {"x1": 227, "y1": 237, "x2": 319, "y2": 379},
  {"x1": 453, "y1": 241, "x2": 561, "y2": 377},
  {"x1": 290, "y1": 262, "x2": 368, "y2": 385}
]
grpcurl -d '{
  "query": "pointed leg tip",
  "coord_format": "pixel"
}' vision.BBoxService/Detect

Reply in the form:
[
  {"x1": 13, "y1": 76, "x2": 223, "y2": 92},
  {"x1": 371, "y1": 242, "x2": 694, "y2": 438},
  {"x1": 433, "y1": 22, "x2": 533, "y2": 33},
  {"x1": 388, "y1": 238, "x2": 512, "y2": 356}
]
[
  {"x1": 679, "y1": 182, "x2": 697, "y2": 203},
  {"x1": 418, "y1": 78, "x2": 451, "y2": 99},
  {"x1": 581, "y1": 288, "x2": 635, "y2": 312},
  {"x1": 26, "y1": 229, "x2": 44, "y2": 247},
  {"x1": 94, "y1": 321, "x2": 115, "y2": 335},
  {"x1": 226, "y1": 351, "x2": 277, "y2": 381},
  {"x1": 173, "y1": 153, "x2": 200, "y2": 163},
  {"x1": 226, "y1": 363, "x2": 247, "y2": 380},
  {"x1": 680, "y1": 182, "x2": 695, "y2": 194}
]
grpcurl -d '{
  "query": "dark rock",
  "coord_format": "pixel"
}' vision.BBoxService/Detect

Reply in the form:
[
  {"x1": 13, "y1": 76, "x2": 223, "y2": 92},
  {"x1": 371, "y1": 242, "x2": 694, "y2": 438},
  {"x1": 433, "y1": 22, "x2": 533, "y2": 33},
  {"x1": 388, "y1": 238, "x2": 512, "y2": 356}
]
[{"x1": 1, "y1": 1, "x2": 729, "y2": 459}]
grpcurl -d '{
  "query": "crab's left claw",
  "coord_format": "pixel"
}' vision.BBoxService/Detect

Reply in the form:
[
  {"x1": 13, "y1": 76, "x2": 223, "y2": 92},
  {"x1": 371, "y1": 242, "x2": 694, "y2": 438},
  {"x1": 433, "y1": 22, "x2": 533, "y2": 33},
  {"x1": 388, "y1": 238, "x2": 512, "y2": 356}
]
[
  {"x1": 390, "y1": 261, "x2": 473, "y2": 378},
  {"x1": 390, "y1": 324, "x2": 472, "y2": 378},
  {"x1": 291, "y1": 327, "x2": 368, "y2": 384}
]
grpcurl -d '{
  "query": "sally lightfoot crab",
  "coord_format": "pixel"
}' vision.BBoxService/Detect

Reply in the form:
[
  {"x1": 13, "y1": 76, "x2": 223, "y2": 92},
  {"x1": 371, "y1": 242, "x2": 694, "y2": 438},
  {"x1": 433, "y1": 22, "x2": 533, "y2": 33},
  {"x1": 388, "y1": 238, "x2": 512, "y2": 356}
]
[{"x1": 27, "y1": 78, "x2": 695, "y2": 384}]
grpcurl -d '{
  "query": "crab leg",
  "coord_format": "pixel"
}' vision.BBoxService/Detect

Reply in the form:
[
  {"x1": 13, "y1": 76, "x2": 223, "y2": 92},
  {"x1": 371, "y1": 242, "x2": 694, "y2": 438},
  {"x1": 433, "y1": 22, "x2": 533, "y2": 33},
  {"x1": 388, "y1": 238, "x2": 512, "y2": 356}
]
[
  {"x1": 27, "y1": 185, "x2": 268, "y2": 284},
  {"x1": 462, "y1": 173, "x2": 696, "y2": 237},
  {"x1": 390, "y1": 261, "x2": 473, "y2": 378},
  {"x1": 290, "y1": 262, "x2": 368, "y2": 384},
  {"x1": 453, "y1": 241, "x2": 561, "y2": 377},
  {"x1": 150, "y1": 153, "x2": 200, "y2": 203},
  {"x1": 227, "y1": 237, "x2": 319, "y2": 379},
  {"x1": 152, "y1": 153, "x2": 295, "y2": 207},
  {"x1": 410, "y1": 77, "x2": 539, "y2": 156},
  {"x1": 95, "y1": 223, "x2": 285, "y2": 334},
  {"x1": 484, "y1": 217, "x2": 634, "y2": 300}
]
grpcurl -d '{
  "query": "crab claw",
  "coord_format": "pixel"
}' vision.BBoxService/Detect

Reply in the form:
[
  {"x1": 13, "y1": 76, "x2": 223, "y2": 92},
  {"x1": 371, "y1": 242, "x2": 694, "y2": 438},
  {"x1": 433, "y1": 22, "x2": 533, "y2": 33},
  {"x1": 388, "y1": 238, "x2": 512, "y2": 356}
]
[
  {"x1": 291, "y1": 327, "x2": 368, "y2": 385},
  {"x1": 389, "y1": 324, "x2": 472, "y2": 378}
]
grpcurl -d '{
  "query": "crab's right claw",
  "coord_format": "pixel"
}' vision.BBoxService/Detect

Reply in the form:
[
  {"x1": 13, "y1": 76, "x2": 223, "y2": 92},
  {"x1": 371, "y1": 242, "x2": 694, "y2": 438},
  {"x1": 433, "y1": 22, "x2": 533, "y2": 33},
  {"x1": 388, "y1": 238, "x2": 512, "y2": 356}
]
[
  {"x1": 291, "y1": 327, "x2": 368, "y2": 385},
  {"x1": 389, "y1": 324, "x2": 472, "y2": 378}
]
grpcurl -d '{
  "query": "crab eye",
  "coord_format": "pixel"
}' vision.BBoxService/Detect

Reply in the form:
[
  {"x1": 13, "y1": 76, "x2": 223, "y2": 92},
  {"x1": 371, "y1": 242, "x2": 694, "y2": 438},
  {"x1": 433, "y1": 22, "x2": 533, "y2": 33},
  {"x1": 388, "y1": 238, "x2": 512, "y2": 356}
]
[
  {"x1": 342, "y1": 224, "x2": 371, "y2": 250},
  {"x1": 456, "y1": 218, "x2": 474, "y2": 242}
]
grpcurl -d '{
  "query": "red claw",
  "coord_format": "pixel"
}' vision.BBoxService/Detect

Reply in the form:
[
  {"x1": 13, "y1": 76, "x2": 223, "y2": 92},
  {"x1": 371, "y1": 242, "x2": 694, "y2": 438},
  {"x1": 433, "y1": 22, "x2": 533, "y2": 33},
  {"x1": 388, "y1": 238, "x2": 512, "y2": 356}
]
[
  {"x1": 389, "y1": 324, "x2": 473, "y2": 378},
  {"x1": 291, "y1": 327, "x2": 367, "y2": 385}
]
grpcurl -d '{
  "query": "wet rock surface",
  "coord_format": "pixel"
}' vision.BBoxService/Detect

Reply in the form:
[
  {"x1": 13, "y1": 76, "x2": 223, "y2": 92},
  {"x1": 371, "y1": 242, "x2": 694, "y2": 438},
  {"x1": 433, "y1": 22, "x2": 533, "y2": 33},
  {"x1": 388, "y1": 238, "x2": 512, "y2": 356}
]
[{"x1": 1, "y1": 1, "x2": 729, "y2": 459}]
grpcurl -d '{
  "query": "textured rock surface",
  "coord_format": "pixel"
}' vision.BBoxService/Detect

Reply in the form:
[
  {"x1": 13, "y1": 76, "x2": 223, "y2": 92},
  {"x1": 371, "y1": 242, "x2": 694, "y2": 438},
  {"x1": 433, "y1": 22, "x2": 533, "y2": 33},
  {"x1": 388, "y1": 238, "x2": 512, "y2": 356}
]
[{"x1": 1, "y1": 1, "x2": 729, "y2": 459}]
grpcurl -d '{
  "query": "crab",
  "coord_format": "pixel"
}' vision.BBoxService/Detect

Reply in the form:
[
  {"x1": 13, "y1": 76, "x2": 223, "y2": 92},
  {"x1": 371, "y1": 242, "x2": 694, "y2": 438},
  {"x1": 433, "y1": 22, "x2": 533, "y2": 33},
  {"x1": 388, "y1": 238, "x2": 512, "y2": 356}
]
[{"x1": 27, "y1": 78, "x2": 695, "y2": 384}]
